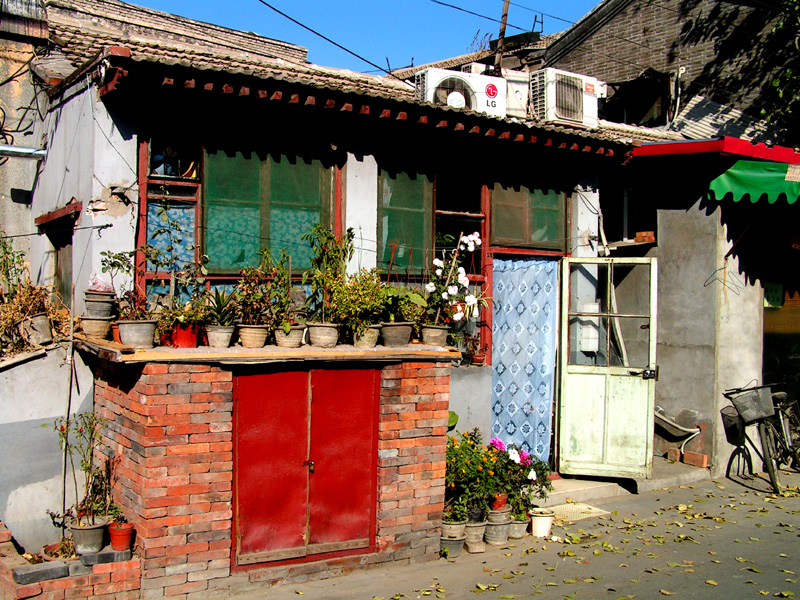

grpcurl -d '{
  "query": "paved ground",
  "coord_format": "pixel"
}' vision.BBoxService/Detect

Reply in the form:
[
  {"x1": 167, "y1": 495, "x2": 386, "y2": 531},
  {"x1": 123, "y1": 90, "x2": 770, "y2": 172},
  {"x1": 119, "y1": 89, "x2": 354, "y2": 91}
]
[{"x1": 221, "y1": 468, "x2": 800, "y2": 600}]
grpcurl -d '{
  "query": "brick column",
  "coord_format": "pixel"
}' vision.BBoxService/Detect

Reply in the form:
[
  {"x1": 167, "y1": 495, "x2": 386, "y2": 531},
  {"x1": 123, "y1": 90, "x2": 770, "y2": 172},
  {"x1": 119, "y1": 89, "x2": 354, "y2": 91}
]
[
  {"x1": 94, "y1": 362, "x2": 233, "y2": 600},
  {"x1": 376, "y1": 361, "x2": 449, "y2": 562}
]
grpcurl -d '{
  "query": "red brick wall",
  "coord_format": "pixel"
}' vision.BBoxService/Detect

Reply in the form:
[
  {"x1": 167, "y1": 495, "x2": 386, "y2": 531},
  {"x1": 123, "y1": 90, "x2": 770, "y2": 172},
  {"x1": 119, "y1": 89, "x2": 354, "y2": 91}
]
[
  {"x1": 94, "y1": 362, "x2": 233, "y2": 599},
  {"x1": 93, "y1": 359, "x2": 449, "y2": 596}
]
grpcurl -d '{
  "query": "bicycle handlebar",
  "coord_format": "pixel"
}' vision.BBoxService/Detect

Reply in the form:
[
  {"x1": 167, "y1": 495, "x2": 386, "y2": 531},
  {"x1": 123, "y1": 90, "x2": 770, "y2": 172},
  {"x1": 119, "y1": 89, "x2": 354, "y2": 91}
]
[{"x1": 722, "y1": 382, "x2": 786, "y2": 399}]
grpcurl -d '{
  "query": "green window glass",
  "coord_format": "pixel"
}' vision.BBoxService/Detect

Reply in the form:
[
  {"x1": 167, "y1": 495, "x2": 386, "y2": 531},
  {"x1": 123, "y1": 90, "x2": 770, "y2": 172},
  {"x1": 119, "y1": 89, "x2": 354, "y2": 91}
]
[
  {"x1": 491, "y1": 184, "x2": 566, "y2": 250},
  {"x1": 377, "y1": 170, "x2": 432, "y2": 273},
  {"x1": 204, "y1": 150, "x2": 332, "y2": 272}
]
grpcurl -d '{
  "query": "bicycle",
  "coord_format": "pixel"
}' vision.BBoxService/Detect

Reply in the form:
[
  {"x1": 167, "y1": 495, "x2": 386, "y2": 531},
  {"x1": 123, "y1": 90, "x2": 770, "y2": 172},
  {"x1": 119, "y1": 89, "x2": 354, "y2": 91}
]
[{"x1": 721, "y1": 383, "x2": 800, "y2": 493}]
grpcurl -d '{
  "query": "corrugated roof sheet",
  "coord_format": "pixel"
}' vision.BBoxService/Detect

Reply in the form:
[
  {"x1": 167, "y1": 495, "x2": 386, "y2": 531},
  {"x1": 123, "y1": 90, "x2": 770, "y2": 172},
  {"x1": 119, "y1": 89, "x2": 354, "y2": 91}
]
[{"x1": 671, "y1": 96, "x2": 783, "y2": 145}]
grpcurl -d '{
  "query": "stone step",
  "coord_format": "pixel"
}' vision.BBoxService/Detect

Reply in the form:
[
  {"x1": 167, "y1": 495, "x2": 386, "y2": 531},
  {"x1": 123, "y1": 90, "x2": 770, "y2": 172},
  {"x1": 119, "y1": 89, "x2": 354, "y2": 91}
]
[{"x1": 540, "y1": 477, "x2": 631, "y2": 507}]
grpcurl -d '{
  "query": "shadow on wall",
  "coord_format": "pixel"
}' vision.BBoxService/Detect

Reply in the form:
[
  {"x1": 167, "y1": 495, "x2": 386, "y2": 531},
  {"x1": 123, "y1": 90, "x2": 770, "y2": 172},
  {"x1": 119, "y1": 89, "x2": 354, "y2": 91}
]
[{"x1": 0, "y1": 346, "x2": 94, "y2": 552}]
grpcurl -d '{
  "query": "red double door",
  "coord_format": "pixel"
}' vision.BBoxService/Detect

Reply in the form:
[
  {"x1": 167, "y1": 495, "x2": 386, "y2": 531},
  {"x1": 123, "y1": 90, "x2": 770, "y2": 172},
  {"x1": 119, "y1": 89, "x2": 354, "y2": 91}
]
[{"x1": 235, "y1": 368, "x2": 378, "y2": 565}]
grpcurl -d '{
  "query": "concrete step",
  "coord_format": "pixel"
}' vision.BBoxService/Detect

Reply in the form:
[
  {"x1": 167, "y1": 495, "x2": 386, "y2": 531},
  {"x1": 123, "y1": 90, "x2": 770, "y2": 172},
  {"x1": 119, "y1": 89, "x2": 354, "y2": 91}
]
[{"x1": 540, "y1": 477, "x2": 631, "y2": 507}]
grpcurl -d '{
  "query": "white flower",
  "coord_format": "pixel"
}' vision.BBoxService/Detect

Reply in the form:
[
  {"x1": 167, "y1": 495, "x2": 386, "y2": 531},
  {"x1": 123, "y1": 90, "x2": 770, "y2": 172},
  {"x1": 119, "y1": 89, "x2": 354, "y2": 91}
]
[
  {"x1": 461, "y1": 235, "x2": 470, "y2": 245},
  {"x1": 441, "y1": 292, "x2": 449, "y2": 300},
  {"x1": 447, "y1": 285, "x2": 459, "y2": 296},
  {"x1": 475, "y1": 238, "x2": 482, "y2": 246},
  {"x1": 452, "y1": 311, "x2": 464, "y2": 321},
  {"x1": 467, "y1": 243, "x2": 475, "y2": 252},
  {"x1": 472, "y1": 231, "x2": 480, "y2": 238},
  {"x1": 528, "y1": 470, "x2": 537, "y2": 481},
  {"x1": 508, "y1": 448, "x2": 521, "y2": 464},
  {"x1": 433, "y1": 258, "x2": 444, "y2": 268},
  {"x1": 458, "y1": 276, "x2": 469, "y2": 288},
  {"x1": 457, "y1": 267, "x2": 466, "y2": 276},
  {"x1": 465, "y1": 294, "x2": 477, "y2": 306},
  {"x1": 454, "y1": 304, "x2": 464, "y2": 313},
  {"x1": 435, "y1": 269, "x2": 443, "y2": 276},
  {"x1": 425, "y1": 282, "x2": 436, "y2": 293}
]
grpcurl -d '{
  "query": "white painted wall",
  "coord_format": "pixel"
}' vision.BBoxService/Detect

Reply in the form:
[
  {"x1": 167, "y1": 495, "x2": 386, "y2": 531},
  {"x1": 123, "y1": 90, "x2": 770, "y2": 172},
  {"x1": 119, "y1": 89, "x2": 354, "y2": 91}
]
[
  {"x1": 31, "y1": 83, "x2": 137, "y2": 311},
  {"x1": 344, "y1": 153, "x2": 378, "y2": 273},
  {"x1": 570, "y1": 183, "x2": 600, "y2": 259}
]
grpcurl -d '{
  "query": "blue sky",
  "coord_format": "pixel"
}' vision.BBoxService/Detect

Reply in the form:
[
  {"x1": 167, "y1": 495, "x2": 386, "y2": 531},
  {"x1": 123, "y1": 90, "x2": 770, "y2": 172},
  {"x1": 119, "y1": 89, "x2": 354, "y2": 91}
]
[{"x1": 131, "y1": 0, "x2": 600, "y2": 73}]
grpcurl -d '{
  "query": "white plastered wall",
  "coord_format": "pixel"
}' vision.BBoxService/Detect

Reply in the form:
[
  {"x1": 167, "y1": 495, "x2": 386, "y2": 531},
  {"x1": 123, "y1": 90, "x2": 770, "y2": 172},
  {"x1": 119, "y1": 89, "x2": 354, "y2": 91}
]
[{"x1": 344, "y1": 153, "x2": 378, "y2": 273}]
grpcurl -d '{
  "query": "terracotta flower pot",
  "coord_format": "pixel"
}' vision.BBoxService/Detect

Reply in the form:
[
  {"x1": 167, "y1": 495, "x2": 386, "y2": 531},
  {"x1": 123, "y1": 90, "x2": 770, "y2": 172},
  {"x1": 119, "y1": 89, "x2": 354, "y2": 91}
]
[
  {"x1": 108, "y1": 521, "x2": 135, "y2": 551},
  {"x1": 171, "y1": 324, "x2": 200, "y2": 348},
  {"x1": 491, "y1": 493, "x2": 508, "y2": 510}
]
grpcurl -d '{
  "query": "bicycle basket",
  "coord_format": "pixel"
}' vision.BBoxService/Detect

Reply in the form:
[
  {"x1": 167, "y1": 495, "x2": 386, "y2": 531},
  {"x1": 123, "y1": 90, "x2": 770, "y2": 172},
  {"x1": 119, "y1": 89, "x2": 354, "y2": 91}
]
[
  {"x1": 720, "y1": 406, "x2": 745, "y2": 446},
  {"x1": 730, "y1": 388, "x2": 774, "y2": 424}
]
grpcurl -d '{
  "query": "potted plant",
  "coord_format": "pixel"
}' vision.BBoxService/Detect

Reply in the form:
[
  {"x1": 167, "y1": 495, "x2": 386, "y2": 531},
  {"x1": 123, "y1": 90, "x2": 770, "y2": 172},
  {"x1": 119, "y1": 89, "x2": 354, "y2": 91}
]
[
  {"x1": 262, "y1": 248, "x2": 306, "y2": 348},
  {"x1": 301, "y1": 225, "x2": 354, "y2": 348},
  {"x1": 234, "y1": 265, "x2": 272, "y2": 348},
  {"x1": 157, "y1": 300, "x2": 209, "y2": 348},
  {"x1": 205, "y1": 288, "x2": 236, "y2": 347},
  {"x1": 381, "y1": 286, "x2": 425, "y2": 346},
  {"x1": 107, "y1": 505, "x2": 135, "y2": 551},
  {"x1": 46, "y1": 412, "x2": 109, "y2": 554},
  {"x1": 334, "y1": 268, "x2": 386, "y2": 348}
]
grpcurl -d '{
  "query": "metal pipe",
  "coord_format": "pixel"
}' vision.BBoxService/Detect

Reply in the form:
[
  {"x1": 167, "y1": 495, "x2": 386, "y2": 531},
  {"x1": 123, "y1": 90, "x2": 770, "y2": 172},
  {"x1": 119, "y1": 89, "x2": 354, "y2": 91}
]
[{"x1": 0, "y1": 145, "x2": 46, "y2": 159}]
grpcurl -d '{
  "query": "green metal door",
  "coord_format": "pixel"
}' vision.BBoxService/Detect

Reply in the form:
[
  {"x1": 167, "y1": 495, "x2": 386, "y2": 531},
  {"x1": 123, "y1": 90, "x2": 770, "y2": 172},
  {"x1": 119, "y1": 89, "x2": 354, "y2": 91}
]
[{"x1": 558, "y1": 258, "x2": 658, "y2": 479}]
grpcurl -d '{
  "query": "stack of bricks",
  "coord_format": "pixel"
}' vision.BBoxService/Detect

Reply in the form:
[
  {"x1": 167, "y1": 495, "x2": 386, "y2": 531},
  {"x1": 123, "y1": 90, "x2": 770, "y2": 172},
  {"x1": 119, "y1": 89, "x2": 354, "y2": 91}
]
[
  {"x1": 91, "y1": 357, "x2": 449, "y2": 597},
  {"x1": 0, "y1": 522, "x2": 141, "y2": 600},
  {"x1": 93, "y1": 362, "x2": 233, "y2": 599}
]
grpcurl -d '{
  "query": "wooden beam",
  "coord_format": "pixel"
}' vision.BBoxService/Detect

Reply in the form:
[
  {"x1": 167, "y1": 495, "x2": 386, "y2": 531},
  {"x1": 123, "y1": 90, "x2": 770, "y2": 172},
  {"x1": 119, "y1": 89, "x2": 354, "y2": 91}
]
[
  {"x1": 582, "y1": 145, "x2": 592, "y2": 153},
  {"x1": 162, "y1": 77, "x2": 174, "y2": 86},
  {"x1": 239, "y1": 87, "x2": 250, "y2": 96},
  {"x1": 341, "y1": 103, "x2": 353, "y2": 112},
  {"x1": 570, "y1": 143, "x2": 579, "y2": 151},
  {"x1": 359, "y1": 105, "x2": 370, "y2": 115},
  {"x1": 596, "y1": 147, "x2": 605, "y2": 155},
  {"x1": 289, "y1": 94, "x2": 300, "y2": 104},
  {"x1": 469, "y1": 126, "x2": 480, "y2": 134},
  {"x1": 35, "y1": 201, "x2": 82, "y2": 227},
  {"x1": 418, "y1": 115, "x2": 428, "y2": 124},
  {"x1": 258, "y1": 90, "x2": 268, "y2": 99},
  {"x1": 454, "y1": 123, "x2": 465, "y2": 131},
  {"x1": 380, "y1": 109, "x2": 392, "y2": 118},
  {"x1": 270, "y1": 91, "x2": 283, "y2": 101},
  {"x1": 184, "y1": 79, "x2": 195, "y2": 89},
  {"x1": 304, "y1": 95, "x2": 316, "y2": 106},
  {"x1": 514, "y1": 134, "x2": 525, "y2": 142},
  {"x1": 436, "y1": 120, "x2": 448, "y2": 128},
  {"x1": 529, "y1": 135, "x2": 537, "y2": 143},
  {"x1": 499, "y1": 132, "x2": 511, "y2": 140},
  {"x1": 607, "y1": 149, "x2": 614, "y2": 157},
  {"x1": 325, "y1": 99, "x2": 336, "y2": 109},
  {"x1": 485, "y1": 129, "x2": 496, "y2": 137},
  {"x1": 204, "y1": 82, "x2": 213, "y2": 91},
  {"x1": 558, "y1": 142, "x2": 567, "y2": 149},
  {"x1": 396, "y1": 112, "x2": 407, "y2": 121},
  {"x1": 222, "y1": 84, "x2": 233, "y2": 94}
]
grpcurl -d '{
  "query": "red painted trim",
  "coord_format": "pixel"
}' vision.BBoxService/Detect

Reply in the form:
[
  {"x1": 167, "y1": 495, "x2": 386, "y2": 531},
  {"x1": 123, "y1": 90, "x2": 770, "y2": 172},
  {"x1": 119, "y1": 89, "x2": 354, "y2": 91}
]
[
  {"x1": 481, "y1": 185, "x2": 492, "y2": 366},
  {"x1": 34, "y1": 201, "x2": 82, "y2": 227},
  {"x1": 334, "y1": 167, "x2": 343, "y2": 238},
  {"x1": 136, "y1": 140, "x2": 149, "y2": 294},
  {"x1": 633, "y1": 136, "x2": 800, "y2": 165},
  {"x1": 489, "y1": 246, "x2": 567, "y2": 258}
]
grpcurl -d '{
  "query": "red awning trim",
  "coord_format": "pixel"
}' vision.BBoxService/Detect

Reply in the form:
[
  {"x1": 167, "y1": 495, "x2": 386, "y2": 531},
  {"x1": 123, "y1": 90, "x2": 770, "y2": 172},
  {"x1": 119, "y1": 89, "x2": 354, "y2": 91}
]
[
  {"x1": 633, "y1": 136, "x2": 800, "y2": 165},
  {"x1": 35, "y1": 200, "x2": 82, "y2": 227}
]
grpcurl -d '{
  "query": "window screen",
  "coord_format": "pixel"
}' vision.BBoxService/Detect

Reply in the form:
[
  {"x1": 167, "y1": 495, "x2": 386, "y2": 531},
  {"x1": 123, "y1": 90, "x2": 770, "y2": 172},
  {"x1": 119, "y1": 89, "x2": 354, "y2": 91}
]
[
  {"x1": 491, "y1": 184, "x2": 565, "y2": 250},
  {"x1": 377, "y1": 170, "x2": 432, "y2": 273},
  {"x1": 204, "y1": 150, "x2": 332, "y2": 272}
]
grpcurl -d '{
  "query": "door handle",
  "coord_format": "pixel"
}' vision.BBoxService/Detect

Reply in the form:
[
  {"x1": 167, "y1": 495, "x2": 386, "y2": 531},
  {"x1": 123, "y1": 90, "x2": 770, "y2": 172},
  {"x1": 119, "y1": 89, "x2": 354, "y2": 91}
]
[
  {"x1": 303, "y1": 460, "x2": 315, "y2": 473},
  {"x1": 629, "y1": 367, "x2": 658, "y2": 380}
]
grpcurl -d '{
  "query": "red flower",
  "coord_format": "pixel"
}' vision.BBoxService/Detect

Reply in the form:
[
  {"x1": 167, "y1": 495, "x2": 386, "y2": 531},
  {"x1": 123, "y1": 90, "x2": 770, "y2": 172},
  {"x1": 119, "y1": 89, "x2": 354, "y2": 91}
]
[
  {"x1": 79, "y1": 427, "x2": 83, "y2": 433},
  {"x1": 60, "y1": 425, "x2": 65, "y2": 432}
]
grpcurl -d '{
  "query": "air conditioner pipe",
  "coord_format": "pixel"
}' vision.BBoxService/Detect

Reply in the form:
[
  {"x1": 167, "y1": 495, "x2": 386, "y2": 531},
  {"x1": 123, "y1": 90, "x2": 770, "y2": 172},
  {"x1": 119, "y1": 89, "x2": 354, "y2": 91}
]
[
  {"x1": 654, "y1": 407, "x2": 702, "y2": 454},
  {"x1": 0, "y1": 145, "x2": 46, "y2": 159}
]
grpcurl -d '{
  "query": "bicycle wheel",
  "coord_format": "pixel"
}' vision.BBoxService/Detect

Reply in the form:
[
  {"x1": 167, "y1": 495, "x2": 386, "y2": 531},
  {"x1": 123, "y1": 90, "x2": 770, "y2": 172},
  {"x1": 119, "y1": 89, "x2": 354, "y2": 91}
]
[{"x1": 758, "y1": 420, "x2": 781, "y2": 493}]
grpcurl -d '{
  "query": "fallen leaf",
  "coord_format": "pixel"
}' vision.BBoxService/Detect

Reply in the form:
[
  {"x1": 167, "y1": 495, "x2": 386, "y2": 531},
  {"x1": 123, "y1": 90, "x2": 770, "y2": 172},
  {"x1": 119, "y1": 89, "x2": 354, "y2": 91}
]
[
  {"x1": 774, "y1": 593, "x2": 795, "y2": 598},
  {"x1": 706, "y1": 580, "x2": 718, "y2": 586},
  {"x1": 659, "y1": 590, "x2": 673, "y2": 596}
]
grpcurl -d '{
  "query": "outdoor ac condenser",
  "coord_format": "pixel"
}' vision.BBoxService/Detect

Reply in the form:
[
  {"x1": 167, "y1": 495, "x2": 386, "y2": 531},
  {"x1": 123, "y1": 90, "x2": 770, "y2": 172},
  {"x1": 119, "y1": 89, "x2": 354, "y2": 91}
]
[{"x1": 529, "y1": 68, "x2": 606, "y2": 129}]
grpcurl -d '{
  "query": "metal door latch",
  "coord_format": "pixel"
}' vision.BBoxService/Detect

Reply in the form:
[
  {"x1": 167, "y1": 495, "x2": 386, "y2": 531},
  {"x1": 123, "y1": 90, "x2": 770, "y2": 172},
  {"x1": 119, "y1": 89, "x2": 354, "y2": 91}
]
[
  {"x1": 629, "y1": 367, "x2": 658, "y2": 380},
  {"x1": 303, "y1": 460, "x2": 315, "y2": 473}
]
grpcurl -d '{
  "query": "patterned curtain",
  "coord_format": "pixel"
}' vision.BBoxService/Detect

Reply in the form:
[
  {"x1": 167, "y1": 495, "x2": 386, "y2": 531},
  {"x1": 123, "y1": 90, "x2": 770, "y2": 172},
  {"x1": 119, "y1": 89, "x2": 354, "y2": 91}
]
[{"x1": 492, "y1": 258, "x2": 558, "y2": 462}]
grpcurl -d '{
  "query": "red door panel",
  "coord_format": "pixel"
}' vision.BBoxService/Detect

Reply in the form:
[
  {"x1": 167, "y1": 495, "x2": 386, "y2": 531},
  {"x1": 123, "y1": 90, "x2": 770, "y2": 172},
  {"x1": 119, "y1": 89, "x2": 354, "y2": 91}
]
[
  {"x1": 308, "y1": 369, "x2": 376, "y2": 554},
  {"x1": 236, "y1": 370, "x2": 309, "y2": 564}
]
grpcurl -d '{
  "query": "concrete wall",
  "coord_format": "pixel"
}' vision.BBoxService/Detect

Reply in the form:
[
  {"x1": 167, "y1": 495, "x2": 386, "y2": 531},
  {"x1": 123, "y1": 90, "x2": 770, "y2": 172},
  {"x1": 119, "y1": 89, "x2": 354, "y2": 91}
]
[
  {"x1": 0, "y1": 39, "x2": 38, "y2": 255},
  {"x1": 344, "y1": 153, "x2": 378, "y2": 273},
  {"x1": 449, "y1": 365, "x2": 492, "y2": 439},
  {"x1": 0, "y1": 346, "x2": 93, "y2": 552},
  {"x1": 30, "y1": 84, "x2": 137, "y2": 311},
  {"x1": 654, "y1": 203, "x2": 718, "y2": 459}
]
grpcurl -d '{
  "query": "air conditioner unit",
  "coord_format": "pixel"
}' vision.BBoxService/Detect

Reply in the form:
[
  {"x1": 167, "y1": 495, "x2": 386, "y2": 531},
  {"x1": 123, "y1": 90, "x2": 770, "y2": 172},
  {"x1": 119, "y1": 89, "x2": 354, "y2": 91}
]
[
  {"x1": 415, "y1": 67, "x2": 507, "y2": 118},
  {"x1": 529, "y1": 68, "x2": 607, "y2": 128},
  {"x1": 461, "y1": 62, "x2": 491, "y2": 75},
  {"x1": 502, "y1": 69, "x2": 530, "y2": 119}
]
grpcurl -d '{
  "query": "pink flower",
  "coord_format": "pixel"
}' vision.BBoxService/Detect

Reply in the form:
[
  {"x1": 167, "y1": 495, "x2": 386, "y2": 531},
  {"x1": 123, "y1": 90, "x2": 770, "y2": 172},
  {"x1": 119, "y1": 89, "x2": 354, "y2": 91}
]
[
  {"x1": 489, "y1": 437, "x2": 506, "y2": 452},
  {"x1": 519, "y1": 449, "x2": 532, "y2": 466}
]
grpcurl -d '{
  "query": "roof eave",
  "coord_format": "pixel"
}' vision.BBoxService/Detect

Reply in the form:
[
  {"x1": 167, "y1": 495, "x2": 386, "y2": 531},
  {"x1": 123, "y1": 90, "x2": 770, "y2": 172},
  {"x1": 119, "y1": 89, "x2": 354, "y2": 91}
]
[{"x1": 633, "y1": 136, "x2": 800, "y2": 165}]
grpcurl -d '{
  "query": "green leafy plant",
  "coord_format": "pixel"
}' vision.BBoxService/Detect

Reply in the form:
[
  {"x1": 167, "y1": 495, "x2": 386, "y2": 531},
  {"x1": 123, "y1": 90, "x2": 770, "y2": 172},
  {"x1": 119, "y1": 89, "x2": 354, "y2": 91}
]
[
  {"x1": 0, "y1": 232, "x2": 26, "y2": 302},
  {"x1": 206, "y1": 289, "x2": 236, "y2": 326},
  {"x1": 383, "y1": 286, "x2": 426, "y2": 323},
  {"x1": 234, "y1": 265, "x2": 271, "y2": 326},
  {"x1": 260, "y1": 248, "x2": 302, "y2": 334},
  {"x1": 301, "y1": 225, "x2": 354, "y2": 323},
  {"x1": 334, "y1": 268, "x2": 386, "y2": 338}
]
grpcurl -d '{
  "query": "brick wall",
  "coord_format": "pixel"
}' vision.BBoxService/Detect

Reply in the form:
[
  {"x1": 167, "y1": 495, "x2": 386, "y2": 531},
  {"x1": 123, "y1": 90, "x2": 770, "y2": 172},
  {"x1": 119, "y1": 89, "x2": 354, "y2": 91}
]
[
  {"x1": 94, "y1": 362, "x2": 233, "y2": 600},
  {"x1": 546, "y1": 0, "x2": 781, "y2": 118},
  {"x1": 92, "y1": 358, "x2": 449, "y2": 599}
]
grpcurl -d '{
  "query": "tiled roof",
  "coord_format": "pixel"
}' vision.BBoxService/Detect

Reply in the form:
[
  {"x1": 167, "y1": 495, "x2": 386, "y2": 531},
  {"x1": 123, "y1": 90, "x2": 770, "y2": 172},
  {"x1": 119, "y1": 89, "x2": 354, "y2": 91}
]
[
  {"x1": 596, "y1": 119, "x2": 684, "y2": 144},
  {"x1": 391, "y1": 50, "x2": 494, "y2": 81},
  {"x1": 671, "y1": 96, "x2": 783, "y2": 145}
]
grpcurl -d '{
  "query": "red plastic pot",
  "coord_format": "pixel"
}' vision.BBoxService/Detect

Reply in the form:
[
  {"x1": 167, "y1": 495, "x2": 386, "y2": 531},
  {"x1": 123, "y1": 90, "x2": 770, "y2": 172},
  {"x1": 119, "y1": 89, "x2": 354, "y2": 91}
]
[
  {"x1": 108, "y1": 522, "x2": 135, "y2": 551},
  {"x1": 171, "y1": 324, "x2": 199, "y2": 348},
  {"x1": 491, "y1": 493, "x2": 508, "y2": 511}
]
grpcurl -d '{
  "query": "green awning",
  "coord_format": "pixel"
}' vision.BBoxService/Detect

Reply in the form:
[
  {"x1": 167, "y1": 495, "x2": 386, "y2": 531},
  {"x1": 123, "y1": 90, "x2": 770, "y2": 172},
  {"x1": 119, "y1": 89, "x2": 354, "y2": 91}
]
[{"x1": 708, "y1": 160, "x2": 800, "y2": 204}]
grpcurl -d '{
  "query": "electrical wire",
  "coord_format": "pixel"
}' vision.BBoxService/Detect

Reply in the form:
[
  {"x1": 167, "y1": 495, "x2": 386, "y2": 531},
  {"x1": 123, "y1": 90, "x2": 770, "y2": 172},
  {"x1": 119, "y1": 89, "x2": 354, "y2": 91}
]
[
  {"x1": 254, "y1": 0, "x2": 409, "y2": 83},
  {"x1": 430, "y1": 0, "x2": 529, "y2": 33}
]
